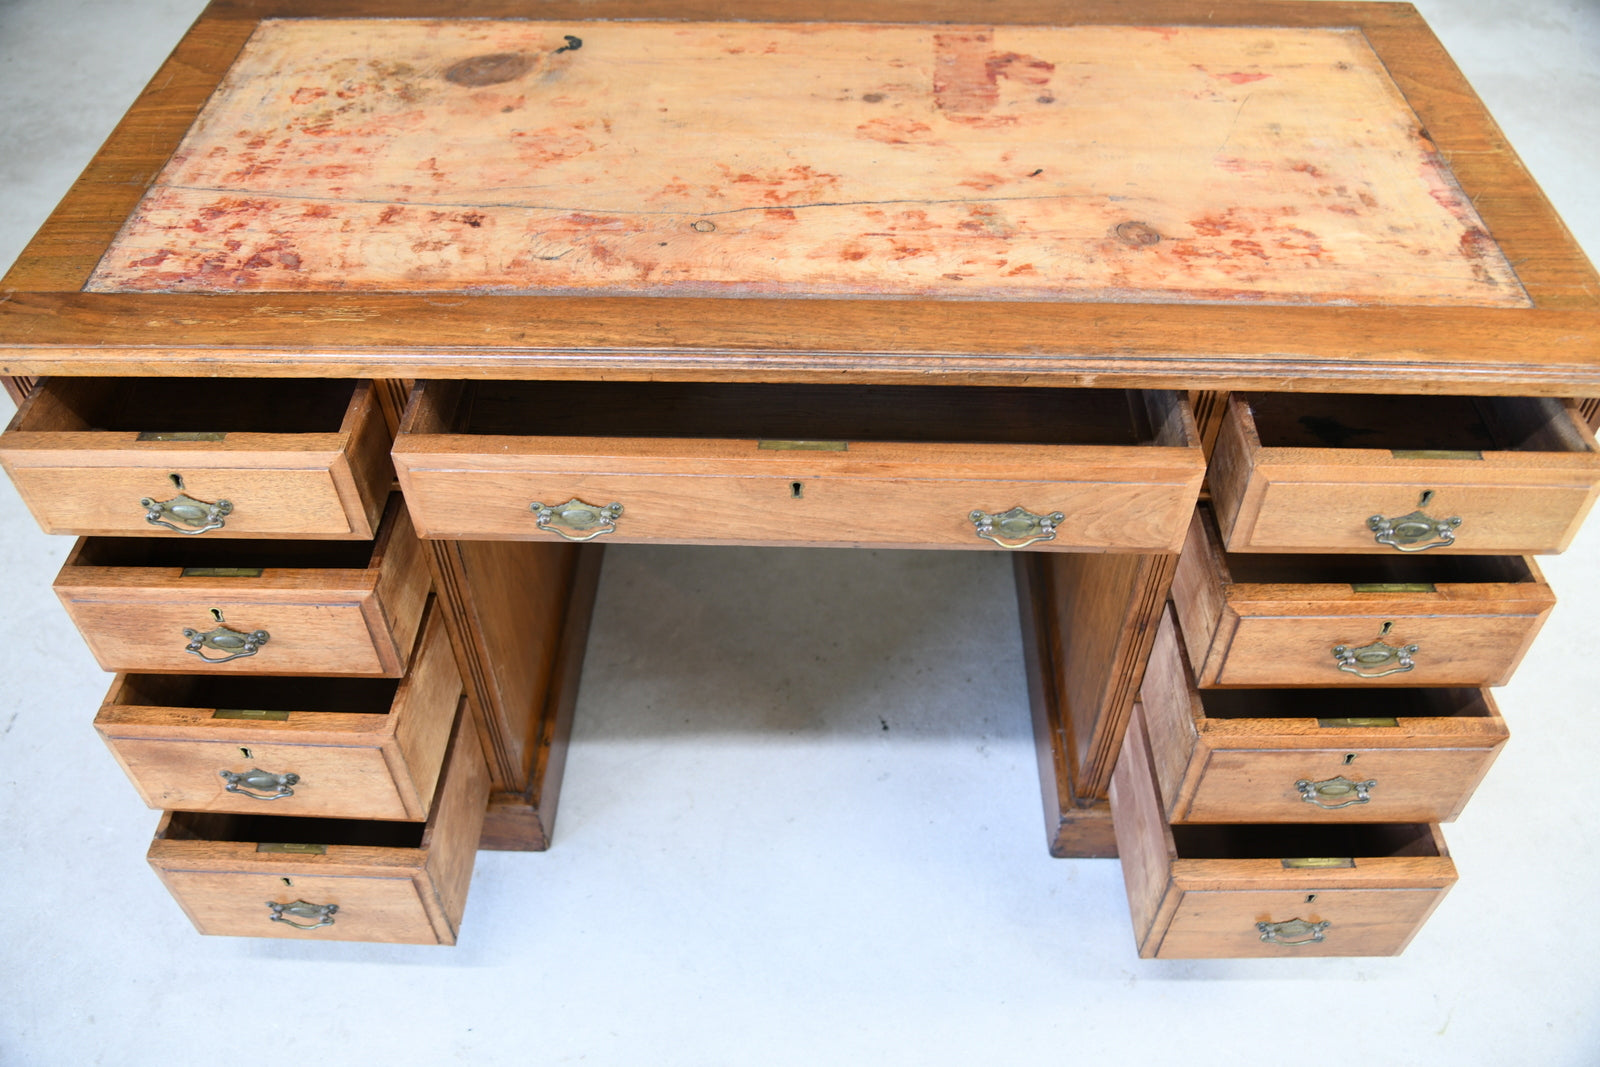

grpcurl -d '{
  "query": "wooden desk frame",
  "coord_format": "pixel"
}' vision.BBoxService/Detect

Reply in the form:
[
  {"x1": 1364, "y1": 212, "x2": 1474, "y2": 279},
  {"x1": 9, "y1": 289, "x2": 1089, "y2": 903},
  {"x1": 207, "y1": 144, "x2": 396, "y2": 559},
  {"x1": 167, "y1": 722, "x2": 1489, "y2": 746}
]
[{"x1": 1, "y1": 0, "x2": 1595, "y2": 859}]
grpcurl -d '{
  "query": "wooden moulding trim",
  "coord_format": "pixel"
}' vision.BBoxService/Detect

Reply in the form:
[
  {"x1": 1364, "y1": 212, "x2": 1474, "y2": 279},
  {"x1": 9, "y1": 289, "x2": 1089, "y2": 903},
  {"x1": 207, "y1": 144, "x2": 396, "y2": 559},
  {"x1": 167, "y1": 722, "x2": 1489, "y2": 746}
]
[{"x1": 0, "y1": 298, "x2": 1597, "y2": 392}]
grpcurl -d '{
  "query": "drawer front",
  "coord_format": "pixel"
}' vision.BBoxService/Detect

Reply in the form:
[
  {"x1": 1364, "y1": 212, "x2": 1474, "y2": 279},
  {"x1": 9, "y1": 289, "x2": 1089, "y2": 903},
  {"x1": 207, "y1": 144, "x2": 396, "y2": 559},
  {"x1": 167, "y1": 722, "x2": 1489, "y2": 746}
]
[
  {"x1": 1140, "y1": 605, "x2": 1509, "y2": 824},
  {"x1": 148, "y1": 707, "x2": 488, "y2": 945},
  {"x1": 54, "y1": 497, "x2": 428, "y2": 677},
  {"x1": 97, "y1": 601, "x2": 462, "y2": 820},
  {"x1": 1209, "y1": 614, "x2": 1546, "y2": 687},
  {"x1": 1229, "y1": 478, "x2": 1598, "y2": 555},
  {"x1": 5, "y1": 464, "x2": 364, "y2": 538},
  {"x1": 59, "y1": 596, "x2": 390, "y2": 675},
  {"x1": 155, "y1": 868, "x2": 448, "y2": 943},
  {"x1": 393, "y1": 458, "x2": 1202, "y2": 551},
  {"x1": 1156, "y1": 887, "x2": 1449, "y2": 958},
  {"x1": 1181, "y1": 747, "x2": 1501, "y2": 824},
  {"x1": 0, "y1": 378, "x2": 392, "y2": 539},
  {"x1": 1210, "y1": 393, "x2": 1600, "y2": 555},
  {"x1": 1112, "y1": 703, "x2": 1457, "y2": 958},
  {"x1": 1173, "y1": 506, "x2": 1555, "y2": 687}
]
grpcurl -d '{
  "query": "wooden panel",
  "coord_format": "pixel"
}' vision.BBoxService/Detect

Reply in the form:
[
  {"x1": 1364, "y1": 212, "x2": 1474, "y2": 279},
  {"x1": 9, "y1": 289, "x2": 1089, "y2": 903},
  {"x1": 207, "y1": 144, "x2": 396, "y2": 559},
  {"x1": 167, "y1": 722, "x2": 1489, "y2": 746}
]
[
  {"x1": 480, "y1": 543, "x2": 604, "y2": 850},
  {"x1": 1211, "y1": 393, "x2": 1600, "y2": 554},
  {"x1": 1173, "y1": 506, "x2": 1555, "y2": 687},
  {"x1": 1042, "y1": 549, "x2": 1179, "y2": 797},
  {"x1": 1015, "y1": 554, "x2": 1116, "y2": 858},
  {"x1": 0, "y1": 379, "x2": 390, "y2": 539},
  {"x1": 425, "y1": 537, "x2": 579, "y2": 792},
  {"x1": 148, "y1": 706, "x2": 489, "y2": 944},
  {"x1": 96, "y1": 601, "x2": 460, "y2": 819},
  {"x1": 1140, "y1": 606, "x2": 1509, "y2": 825},
  {"x1": 54, "y1": 497, "x2": 427, "y2": 676},
  {"x1": 1157, "y1": 886, "x2": 1450, "y2": 958},
  {"x1": 1111, "y1": 702, "x2": 1457, "y2": 958}
]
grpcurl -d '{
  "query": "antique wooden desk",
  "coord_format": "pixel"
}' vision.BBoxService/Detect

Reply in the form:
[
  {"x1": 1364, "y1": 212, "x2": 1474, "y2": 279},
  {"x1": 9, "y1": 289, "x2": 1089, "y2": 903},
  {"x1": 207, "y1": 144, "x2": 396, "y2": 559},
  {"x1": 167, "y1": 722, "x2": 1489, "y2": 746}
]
[{"x1": 2, "y1": 0, "x2": 1597, "y2": 955}]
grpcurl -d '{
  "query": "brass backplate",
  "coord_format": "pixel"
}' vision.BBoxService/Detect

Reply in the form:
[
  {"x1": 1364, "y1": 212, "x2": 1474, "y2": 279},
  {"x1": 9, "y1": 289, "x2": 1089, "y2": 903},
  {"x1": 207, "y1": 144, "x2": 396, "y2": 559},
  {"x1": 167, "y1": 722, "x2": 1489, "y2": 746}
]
[
  {"x1": 1350, "y1": 582, "x2": 1436, "y2": 593},
  {"x1": 1318, "y1": 717, "x2": 1400, "y2": 728}
]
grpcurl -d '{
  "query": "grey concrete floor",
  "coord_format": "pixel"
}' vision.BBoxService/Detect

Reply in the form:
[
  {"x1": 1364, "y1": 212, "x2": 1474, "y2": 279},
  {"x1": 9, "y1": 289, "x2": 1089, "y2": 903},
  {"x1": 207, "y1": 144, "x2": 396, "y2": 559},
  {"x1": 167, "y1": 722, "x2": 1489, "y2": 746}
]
[{"x1": 0, "y1": 2, "x2": 1597, "y2": 1064}]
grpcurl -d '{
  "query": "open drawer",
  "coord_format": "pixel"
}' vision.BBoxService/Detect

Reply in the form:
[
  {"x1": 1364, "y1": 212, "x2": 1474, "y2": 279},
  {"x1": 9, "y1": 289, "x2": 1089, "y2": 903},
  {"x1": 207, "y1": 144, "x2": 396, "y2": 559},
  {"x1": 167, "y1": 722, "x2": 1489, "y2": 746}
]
[
  {"x1": 1209, "y1": 393, "x2": 1600, "y2": 554},
  {"x1": 147, "y1": 703, "x2": 487, "y2": 945},
  {"x1": 1141, "y1": 603, "x2": 1507, "y2": 824},
  {"x1": 0, "y1": 377, "x2": 393, "y2": 539},
  {"x1": 96, "y1": 598, "x2": 461, "y2": 821},
  {"x1": 391, "y1": 381, "x2": 1205, "y2": 551},
  {"x1": 1172, "y1": 504, "x2": 1554, "y2": 687},
  {"x1": 54, "y1": 495, "x2": 428, "y2": 676},
  {"x1": 1111, "y1": 703, "x2": 1457, "y2": 958}
]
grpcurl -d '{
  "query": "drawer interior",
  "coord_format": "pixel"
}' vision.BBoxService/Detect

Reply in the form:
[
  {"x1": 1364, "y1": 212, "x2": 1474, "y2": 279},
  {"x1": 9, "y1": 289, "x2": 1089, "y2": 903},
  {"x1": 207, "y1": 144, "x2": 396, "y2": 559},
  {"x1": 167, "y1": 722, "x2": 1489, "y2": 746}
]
[
  {"x1": 112, "y1": 673, "x2": 400, "y2": 714},
  {"x1": 1168, "y1": 822, "x2": 1442, "y2": 860},
  {"x1": 15, "y1": 377, "x2": 355, "y2": 434},
  {"x1": 1197, "y1": 687, "x2": 1493, "y2": 720},
  {"x1": 1221, "y1": 551, "x2": 1535, "y2": 585},
  {"x1": 412, "y1": 381, "x2": 1191, "y2": 446},
  {"x1": 1245, "y1": 393, "x2": 1592, "y2": 454},
  {"x1": 69, "y1": 535, "x2": 377, "y2": 570},
  {"x1": 159, "y1": 810, "x2": 424, "y2": 848}
]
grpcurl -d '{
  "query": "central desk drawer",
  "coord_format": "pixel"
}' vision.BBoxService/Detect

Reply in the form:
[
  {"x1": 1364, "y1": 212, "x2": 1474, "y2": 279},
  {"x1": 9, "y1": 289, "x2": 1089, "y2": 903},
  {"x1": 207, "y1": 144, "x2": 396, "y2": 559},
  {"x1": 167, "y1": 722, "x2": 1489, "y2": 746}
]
[
  {"x1": 392, "y1": 382, "x2": 1204, "y2": 551},
  {"x1": 95, "y1": 599, "x2": 461, "y2": 821},
  {"x1": 54, "y1": 495, "x2": 428, "y2": 677},
  {"x1": 1172, "y1": 504, "x2": 1554, "y2": 687}
]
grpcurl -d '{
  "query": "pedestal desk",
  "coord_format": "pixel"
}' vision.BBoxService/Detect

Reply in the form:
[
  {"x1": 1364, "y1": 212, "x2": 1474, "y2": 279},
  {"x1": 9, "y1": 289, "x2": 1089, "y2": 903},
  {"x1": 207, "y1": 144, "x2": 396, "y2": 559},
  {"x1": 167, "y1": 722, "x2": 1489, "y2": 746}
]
[{"x1": 2, "y1": 0, "x2": 1597, "y2": 956}]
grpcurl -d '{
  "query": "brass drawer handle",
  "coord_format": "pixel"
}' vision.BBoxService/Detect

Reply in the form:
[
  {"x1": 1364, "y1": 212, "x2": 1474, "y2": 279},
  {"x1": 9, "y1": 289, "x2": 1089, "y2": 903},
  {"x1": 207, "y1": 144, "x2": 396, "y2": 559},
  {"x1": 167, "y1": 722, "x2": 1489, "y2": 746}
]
[
  {"x1": 142, "y1": 492, "x2": 233, "y2": 534},
  {"x1": 1297, "y1": 775, "x2": 1376, "y2": 809},
  {"x1": 531, "y1": 498, "x2": 623, "y2": 542},
  {"x1": 184, "y1": 614, "x2": 270, "y2": 664},
  {"x1": 1368, "y1": 510, "x2": 1461, "y2": 551},
  {"x1": 1257, "y1": 918, "x2": 1331, "y2": 946},
  {"x1": 267, "y1": 900, "x2": 338, "y2": 931},
  {"x1": 1332, "y1": 640, "x2": 1418, "y2": 678},
  {"x1": 970, "y1": 506, "x2": 1065, "y2": 549},
  {"x1": 220, "y1": 768, "x2": 299, "y2": 800}
]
